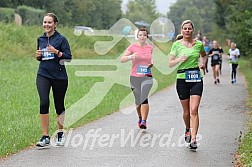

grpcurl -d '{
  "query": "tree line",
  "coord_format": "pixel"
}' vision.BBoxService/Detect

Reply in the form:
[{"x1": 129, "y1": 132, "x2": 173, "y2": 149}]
[
  {"x1": 1, "y1": 0, "x2": 251, "y2": 56},
  {"x1": 0, "y1": 0, "x2": 159, "y2": 29},
  {"x1": 167, "y1": 0, "x2": 252, "y2": 57}
]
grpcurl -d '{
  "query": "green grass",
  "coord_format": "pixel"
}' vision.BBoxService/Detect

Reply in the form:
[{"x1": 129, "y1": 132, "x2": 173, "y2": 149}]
[
  {"x1": 0, "y1": 23, "x2": 176, "y2": 158},
  {"x1": 237, "y1": 58, "x2": 252, "y2": 166}
]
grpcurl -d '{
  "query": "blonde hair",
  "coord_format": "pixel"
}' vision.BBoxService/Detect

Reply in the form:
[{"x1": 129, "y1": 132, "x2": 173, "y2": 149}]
[{"x1": 181, "y1": 20, "x2": 194, "y2": 31}]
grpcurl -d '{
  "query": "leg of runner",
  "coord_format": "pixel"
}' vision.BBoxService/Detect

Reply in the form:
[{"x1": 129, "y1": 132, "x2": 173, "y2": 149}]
[
  {"x1": 212, "y1": 65, "x2": 217, "y2": 84},
  {"x1": 188, "y1": 95, "x2": 200, "y2": 151},
  {"x1": 180, "y1": 99, "x2": 191, "y2": 143},
  {"x1": 231, "y1": 64, "x2": 235, "y2": 84},
  {"x1": 205, "y1": 58, "x2": 208, "y2": 73},
  {"x1": 36, "y1": 75, "x2": 51, "y2": 147},
  {"x1": 139, "y1": 104, "x2": 149, "y2": 129},
  {"x1": 180, "y1": 100, "x2": 190, "y2": 129},
  {"x1": 136, "y1": 105, "x2": 142, "y2": 127},
  {"x1": 219, "y1": 61, "x2": 222, "y2": 75},
  {"x1": 216, "y1": 64, "x2": 220, "y2": 83},
  {"x1": 52, "y1": 79, "x2": 68, "y2": 146},
  {"x1": 189, "y1": 95, "x2": 201, "y2": 140},
  {"x1": 40, "y1": 114, "x2": 49, "y2": 136},
  {"x1": 232, "y1": 64, "x2": 238, "y2": 83},
  {"x1": 140, "y1": 104, "x2": 149, "y2": 123},
  {"x1": 139, "y1": 77, "x2": 153, "y2": 129},
  {"x1": 130, "y1": 76, "x2": 143, "y2": 127}
]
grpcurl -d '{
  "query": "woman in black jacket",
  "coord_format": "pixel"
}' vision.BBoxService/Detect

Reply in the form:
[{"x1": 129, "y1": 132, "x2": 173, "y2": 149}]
[{"x1": 35, "y1": 13, "x2": 72, "y2": 147}]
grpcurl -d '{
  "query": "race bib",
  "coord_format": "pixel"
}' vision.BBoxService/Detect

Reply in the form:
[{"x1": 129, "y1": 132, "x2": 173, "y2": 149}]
[
  {"x1": 41, "y1": 48, "x2": 55, "y2": 60},
  {"x1": 213, "y1": 54, "x2": 219, "y2": 60},
  {"x1": 185, "y1": 70, "x2": 201, "y2": 82},
  {"x1": 137, "y1": 65, "x2": 150, "y2": 75}
]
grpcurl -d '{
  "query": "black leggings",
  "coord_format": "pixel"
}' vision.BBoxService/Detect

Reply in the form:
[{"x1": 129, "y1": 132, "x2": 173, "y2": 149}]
[
  {"x1": 231, "y1": 64, "x2": 238, "y2": 80},
  {"x1": 36, "y1": 75, "x2": 68, "y2": 115},
  {"x1": 130, "y1": 76, "x2": 153, "y2": 105}
]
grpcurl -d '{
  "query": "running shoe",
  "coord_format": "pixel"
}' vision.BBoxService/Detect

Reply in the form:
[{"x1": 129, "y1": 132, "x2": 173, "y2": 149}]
[
  {"x1": 189, "y1": 138, "x2": 197, "y2": 150},
  {"x1": 55, "y1": 132, "x2": 65, "y2": 146},
  {"x1": 140, "y1": 120, "x2": 147, "y2": 129},
  {"x1": 234, "y1": 79, "x2": 236, "y2": 83},
  {"x1": 138, "y1": 118, "x2": 142, "y2": 128},
  {"x1": 36, "y1": 135, "x2": 50, "y2": 147},
  {"x1": 185, "y1": 129, "x2": 191, "y2": 143},
  {"x1": 217, "y1": 79, "x2": 220, "y2": 83}
]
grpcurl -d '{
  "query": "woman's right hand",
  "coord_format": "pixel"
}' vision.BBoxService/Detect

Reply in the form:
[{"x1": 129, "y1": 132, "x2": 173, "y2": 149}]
[
  {"x1": 179, "y1": 55, "x2": 187, "y2": 62},
  {"x1": 131, "y1": 52, "x2": 138, "y2": 59},
  {"x1": 36, "y1": 49, "x2": 42, "y2": 60}
]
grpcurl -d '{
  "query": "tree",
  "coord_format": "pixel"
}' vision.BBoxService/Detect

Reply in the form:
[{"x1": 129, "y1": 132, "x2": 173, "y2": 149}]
[
  {"x1": 124, "y1": 0, "x2": 160, "y2": 25},
  {"x1": 72, "y1": 0, "x2": 122, "y2": 29},
  {"x1": 167, "y1": 0, "x2": 216, "y2": 38},
  {"x1": 218, "y1": 0, "x2": 252, "y2": 56},
  {"x1": 0, "y1": 0, "x2": 79, "y2": 26}
]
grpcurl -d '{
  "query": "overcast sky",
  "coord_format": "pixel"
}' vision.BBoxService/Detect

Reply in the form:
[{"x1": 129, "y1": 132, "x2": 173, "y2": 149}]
[{"x1": 121, "y1": 0, "x2": 177, "y2": 15}]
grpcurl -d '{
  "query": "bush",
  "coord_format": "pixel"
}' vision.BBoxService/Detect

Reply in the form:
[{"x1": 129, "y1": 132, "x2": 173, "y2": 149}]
[
  {"x1": 0, "y1": 7, "x2": 15, "y2": 23},
  {"x1": 16, "y1": 5, "x2": 45, "y2": 26}
]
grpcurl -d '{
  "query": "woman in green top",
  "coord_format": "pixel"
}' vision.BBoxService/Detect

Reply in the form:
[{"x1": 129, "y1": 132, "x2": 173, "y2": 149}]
[{"x1": 169, "y1": 20, "x2": 206, "y2": 150}]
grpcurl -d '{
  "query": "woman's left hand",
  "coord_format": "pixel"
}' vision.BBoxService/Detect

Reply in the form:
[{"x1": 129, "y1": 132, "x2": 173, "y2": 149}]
[
  {"x1": 147, "y1": 60, "x2": 154, "y2": 68},
  {"x1": 47, "y1": 44, "x2": 58, "y2": 55},
  {"x1": 147, "y1": 63, "x2": 153, "y2": 68}
]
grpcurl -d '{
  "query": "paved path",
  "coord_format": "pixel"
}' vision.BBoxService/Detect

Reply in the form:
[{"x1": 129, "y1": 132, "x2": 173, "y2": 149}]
[{"x1": 0, "y1": 57, "x2": 249, "y2": 167}]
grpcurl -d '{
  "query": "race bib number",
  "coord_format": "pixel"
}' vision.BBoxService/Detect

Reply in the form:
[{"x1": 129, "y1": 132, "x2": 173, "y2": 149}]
[
  {"x1": 42, "y1": 48, "x2": 54, "y2": 60},
  {"x1": 185, "y1": 70, "x2": 201, "y2": 82},
  {"x1": 137, "y1": 65, "x2": 150, "y2": 75}
]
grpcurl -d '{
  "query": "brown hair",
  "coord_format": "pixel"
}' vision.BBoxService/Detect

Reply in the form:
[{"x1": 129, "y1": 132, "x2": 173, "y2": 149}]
[
  {"x1": 45, "y1": 13, "x2": 58, "y2": 23},
  {"x1": 137, "y1": 27, "x2": 149, "y2": 38}
]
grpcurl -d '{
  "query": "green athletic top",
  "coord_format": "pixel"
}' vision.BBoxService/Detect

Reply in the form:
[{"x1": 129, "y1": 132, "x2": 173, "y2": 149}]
[{"x1": 169, "y1": 40, "x2": 205, "y2": 79}]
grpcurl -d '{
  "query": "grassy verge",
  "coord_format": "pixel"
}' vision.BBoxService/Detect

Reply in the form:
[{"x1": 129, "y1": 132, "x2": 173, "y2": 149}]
[
  {"x1": 236, "y1": 57, "x2": 252, "y2": 166},
  {"x1": 0, "y1": 23, "x2": 175, "y2": 158}
]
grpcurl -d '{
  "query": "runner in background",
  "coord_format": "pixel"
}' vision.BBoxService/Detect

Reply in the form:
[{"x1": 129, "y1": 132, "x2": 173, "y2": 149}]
[
  {"x1": 218, "y1": 44, "x2": 224, "y2": 75},
  {"x1": 202, "y1": 36, "x2": 210, "y2": 74},
  {"x1": 195, "y1": 30, "x2": 202, "y2": 41},
  {"x1": 208, "y1": 40, "x2": 223, "y2": 84},
  {"x1": 228, "y1": 41, "x2": 240, "y2": 84}
]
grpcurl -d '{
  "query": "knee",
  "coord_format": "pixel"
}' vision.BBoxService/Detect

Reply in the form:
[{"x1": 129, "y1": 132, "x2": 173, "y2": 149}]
[
  {"x1": 55, "y1": 105, "x2": 65, "y2": 115},
  {"x1": 141, "y1": 98, "x2": 148, "y2": 104},
  {"x1": 183, "y1": 110, "x2": 190, "y2": 117},
  {"x1": 40, "y1": 99, "x2": 49, "y2": 114},
  {"x1": 190, "y1": 108, "x2": 199, "y2": 116},
  {"x1": 56, "y1": 110, "x2": 65, "y2": 115}
]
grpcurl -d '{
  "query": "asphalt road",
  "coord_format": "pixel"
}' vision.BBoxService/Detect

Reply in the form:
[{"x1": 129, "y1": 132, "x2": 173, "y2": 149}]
[{"x1": 0, "y1": 57, "x2": 249, "y2": 167}]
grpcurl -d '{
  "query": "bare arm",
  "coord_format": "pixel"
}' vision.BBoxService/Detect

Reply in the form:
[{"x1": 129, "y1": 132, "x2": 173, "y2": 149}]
[
  {"x1": 199, "y1": 51, "x2": 207, "y2": 69},
  {"x1": 120, "y1": 50, "x2": 138, "y2": 63},
  {"x1": 168, "y1": 54, "x2": 187, "y2": 68}
]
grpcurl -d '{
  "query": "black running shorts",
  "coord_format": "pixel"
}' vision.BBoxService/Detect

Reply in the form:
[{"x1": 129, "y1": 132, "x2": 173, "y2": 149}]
[{"x1": 176, "y1": 79, "x2": 203, "y2": 100}]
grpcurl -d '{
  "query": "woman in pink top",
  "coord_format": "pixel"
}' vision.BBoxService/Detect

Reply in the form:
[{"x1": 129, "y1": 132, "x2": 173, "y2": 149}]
[{"x1": 120, "y1": 27, "x2": 154, "y2": 129}]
